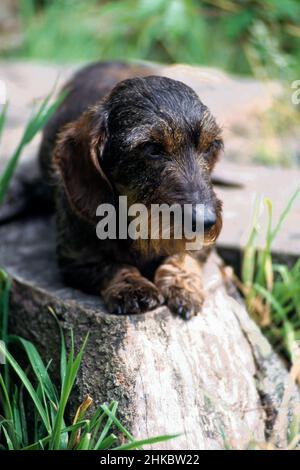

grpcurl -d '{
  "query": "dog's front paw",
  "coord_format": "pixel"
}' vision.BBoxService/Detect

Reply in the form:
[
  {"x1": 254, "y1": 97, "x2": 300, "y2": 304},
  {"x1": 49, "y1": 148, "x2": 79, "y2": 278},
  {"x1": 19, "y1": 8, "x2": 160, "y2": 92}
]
[
  {"x1": 102, "y1": 270, "x2": 163, "y2": 315},
  {"x1": 154, "y1": 254, "x2": 205, "y2": 319},
  {"x1": 162, "y1": 285, "x2": 205, "y2": 319}
]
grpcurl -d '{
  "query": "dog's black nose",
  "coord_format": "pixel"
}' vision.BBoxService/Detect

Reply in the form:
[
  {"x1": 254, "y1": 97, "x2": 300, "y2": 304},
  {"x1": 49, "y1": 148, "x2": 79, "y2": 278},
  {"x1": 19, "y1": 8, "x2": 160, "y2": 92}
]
[{"x1": 192, "y1": 206, "x2": 216, "y2": 232}]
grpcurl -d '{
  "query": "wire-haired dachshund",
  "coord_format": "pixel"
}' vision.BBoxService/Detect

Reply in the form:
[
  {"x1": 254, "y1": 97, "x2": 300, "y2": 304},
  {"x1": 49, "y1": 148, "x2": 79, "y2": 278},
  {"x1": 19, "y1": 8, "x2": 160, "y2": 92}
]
[{"x1": 38, "y1": 61, "x2": 223, "y2": 318}]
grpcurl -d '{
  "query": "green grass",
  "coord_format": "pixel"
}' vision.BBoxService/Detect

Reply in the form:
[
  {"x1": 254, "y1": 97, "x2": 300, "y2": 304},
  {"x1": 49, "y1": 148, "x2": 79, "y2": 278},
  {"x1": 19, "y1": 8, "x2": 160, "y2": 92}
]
[
  {"x1": 3, "y1": 0, "x2": 299, "y2": 82},
  {"x1": 241, "y1": 188, "x2": 300, "y2": 363},
  {"x1": 3, "y1": 0, "x2": 298, "y2": 168},
  {"x1": 0, "y1": 99, "x2": 176, "y2": 450},
  {"x1": 0, "y1": 275, "x2": 176, "y2": 450},
  {"x1": 0, "y1": 90, "x2": 66, "y2": 204}
]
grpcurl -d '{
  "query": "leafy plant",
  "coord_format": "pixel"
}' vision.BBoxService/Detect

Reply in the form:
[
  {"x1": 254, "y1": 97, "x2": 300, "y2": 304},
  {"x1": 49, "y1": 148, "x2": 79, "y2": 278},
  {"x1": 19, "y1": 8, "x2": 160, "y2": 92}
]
[
  {"x1": 0, "y1": 90, "x2": 176, "y2": 451},
  {"x1": 5, "y1": 0, "x2": 299, "y2": 81},
  {"x1": 0, "y1": 274, "x2": 176, "y2": 450},
  {"x1": 0, "y1": 91, "x2": 65, "y2": 204},
  {"x1": 1, "y1": 0, "x2": 297, "y2": 168},
  {"x1": 241, "y1": 187, "x2": 300, "y2": 363}
]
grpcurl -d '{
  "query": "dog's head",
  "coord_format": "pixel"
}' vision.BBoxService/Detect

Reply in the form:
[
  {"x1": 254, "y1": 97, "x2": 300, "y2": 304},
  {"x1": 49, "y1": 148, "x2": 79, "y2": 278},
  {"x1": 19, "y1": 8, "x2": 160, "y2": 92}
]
[{"x1": 54, "y1": 76, "x2": 223, "y2": 255}]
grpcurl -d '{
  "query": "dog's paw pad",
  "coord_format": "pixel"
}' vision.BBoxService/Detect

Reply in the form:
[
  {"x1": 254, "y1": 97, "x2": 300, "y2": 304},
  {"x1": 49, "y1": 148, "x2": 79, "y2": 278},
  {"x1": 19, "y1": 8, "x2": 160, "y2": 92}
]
[
  {"x1": 103, "y1": 278, "x2": 163, "y2": 315},
  {"x1": 163, "y1": 286, "x2": 205, "y2": 319}
]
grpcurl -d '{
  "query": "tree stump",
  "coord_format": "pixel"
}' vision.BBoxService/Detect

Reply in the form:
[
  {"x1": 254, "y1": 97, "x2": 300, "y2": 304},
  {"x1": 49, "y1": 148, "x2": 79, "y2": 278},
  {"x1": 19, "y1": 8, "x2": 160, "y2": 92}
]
[{"x1": 0, "y1": 215, "x2": 299, "y2": 450}]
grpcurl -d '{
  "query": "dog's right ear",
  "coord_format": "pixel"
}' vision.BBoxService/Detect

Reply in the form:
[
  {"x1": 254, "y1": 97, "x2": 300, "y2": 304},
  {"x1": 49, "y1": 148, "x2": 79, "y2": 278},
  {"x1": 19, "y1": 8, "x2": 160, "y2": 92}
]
[{"x1": 54, "y1": 106, "x2": 114, "y2": 224}]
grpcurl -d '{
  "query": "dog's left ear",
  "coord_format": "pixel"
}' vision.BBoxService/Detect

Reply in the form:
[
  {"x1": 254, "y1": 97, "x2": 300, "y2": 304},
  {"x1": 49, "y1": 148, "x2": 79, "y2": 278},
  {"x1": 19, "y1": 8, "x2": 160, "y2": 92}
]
[{"x1": 54, "y1": 105, "x2": 114, "y2": 224}]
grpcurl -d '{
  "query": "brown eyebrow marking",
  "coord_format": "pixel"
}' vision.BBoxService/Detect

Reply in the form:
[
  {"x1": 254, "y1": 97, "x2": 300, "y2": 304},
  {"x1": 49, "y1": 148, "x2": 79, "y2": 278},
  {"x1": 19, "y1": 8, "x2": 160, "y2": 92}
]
[
  {"x1": 126, "y1": 110, "x2": 223, "y2": 156},
  {"x1": 125, "y1": 125, "x2": 154, "y2": 148},
  {"x1": 197, "y1": 109, "x2": 223, "y2": 152},
  {"x1": 126, "y1": 121, "x2": 178, "y2": 153}
]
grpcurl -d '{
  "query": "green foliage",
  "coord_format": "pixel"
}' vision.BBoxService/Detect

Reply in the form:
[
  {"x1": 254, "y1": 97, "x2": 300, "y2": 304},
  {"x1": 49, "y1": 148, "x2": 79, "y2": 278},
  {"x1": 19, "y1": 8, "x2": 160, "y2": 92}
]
[
  {"x1": 5, "y1": 0, "x2": 300, "y2": 79},
  {"x1": 0, "y1": 91, "x2": 66, "y2": 204},
  {"x1": 0, "y1": 275, "x2": 176, "y2": 450},
  {"x1": 241, "y1": 188, "x2": 300, "y2": 361},
  {"x1": 0, "y1": 104, "x2": 8, "y2": 148},
  {"x1": 0, "y1": 94, "x2": 176, "y2": 451}
]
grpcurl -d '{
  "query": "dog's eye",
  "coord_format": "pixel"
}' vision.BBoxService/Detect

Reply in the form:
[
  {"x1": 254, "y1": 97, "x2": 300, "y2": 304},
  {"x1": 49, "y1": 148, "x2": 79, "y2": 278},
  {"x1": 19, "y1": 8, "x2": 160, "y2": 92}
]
[
  {"x1": 142, "y1": 143, "x2": 162, "y2": 159},
  {"x1": 203, "y1": 139, "x2": 223, "y2": 158}
]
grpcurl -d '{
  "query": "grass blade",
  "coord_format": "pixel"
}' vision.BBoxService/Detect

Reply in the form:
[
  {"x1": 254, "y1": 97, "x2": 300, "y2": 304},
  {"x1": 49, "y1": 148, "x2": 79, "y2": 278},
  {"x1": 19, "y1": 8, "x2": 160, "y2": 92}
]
[
  {"x1": 0, "y1": 270, "x2": 11, "y2": 390},
  {"x1": 98, "y1": 434, "x2": 118, "y2": 450},
  {"x1": 0, "y1": 91, "x2": 66, "y2": 203},
  {"x1": 1, "y1": 425, "x2": 14, "y2": 450},
  {"x1": 0, "y1": 374, "x2": 13, "y2": 423},
  {"x1": 114, "y1": 433, "x2": 179, "y2": 450},
  {"x1": 94, "y1": 401, "x2": 119, "y2": 449},
  {"x1": 49, "y1": 333, "x2": 88, "y2": 449},
  {"x1": 0, "y1": 102, "x2": 8, "y2": 145},
  {"x1": 11, "y1": 336, "x2": 58, "y2": 405},
  {"x1": 48, "y1": 306, "x2": 67, "y2": 384},
  {"x1": 270, "y1": 186, "x2": 300, "y2": 243},
  {"x1": 0, "y1": 342, "x2": 50, "y2": 432}
]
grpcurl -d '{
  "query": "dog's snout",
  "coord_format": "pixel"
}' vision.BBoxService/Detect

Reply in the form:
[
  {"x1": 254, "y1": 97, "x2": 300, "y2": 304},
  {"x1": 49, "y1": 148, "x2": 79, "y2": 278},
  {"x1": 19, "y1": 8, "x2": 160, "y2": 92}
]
[{"x1": 192, "y1": 206, "x2": 216, "y2": 232}]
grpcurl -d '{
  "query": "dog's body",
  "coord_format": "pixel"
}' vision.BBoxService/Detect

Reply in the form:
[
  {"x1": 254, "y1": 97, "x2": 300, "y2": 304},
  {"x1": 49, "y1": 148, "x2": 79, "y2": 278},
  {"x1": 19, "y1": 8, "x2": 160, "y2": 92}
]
[{"x1": 39, "y1": 61, "x2": 223, "y2": 317}]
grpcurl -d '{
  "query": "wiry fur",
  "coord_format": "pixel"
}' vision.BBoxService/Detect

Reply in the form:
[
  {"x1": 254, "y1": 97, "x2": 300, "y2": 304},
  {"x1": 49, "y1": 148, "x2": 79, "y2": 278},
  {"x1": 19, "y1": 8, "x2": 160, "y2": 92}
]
[{"x1": 39, "y1": 61, "x2": 223, "y2": 317}]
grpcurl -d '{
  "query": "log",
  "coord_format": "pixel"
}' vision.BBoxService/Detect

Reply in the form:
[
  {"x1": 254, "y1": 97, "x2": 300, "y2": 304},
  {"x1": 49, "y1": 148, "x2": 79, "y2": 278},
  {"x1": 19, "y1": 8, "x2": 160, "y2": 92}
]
[{"x1": 0, "y1": 215, "x2": 299, "y2": 450}]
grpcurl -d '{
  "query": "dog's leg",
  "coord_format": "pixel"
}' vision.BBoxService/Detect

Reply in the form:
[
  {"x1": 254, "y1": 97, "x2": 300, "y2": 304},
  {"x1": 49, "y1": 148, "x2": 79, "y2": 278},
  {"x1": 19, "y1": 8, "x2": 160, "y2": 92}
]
[
  {"x1": 154, "y1": 253, "x2": 208, "y2": 319},
  {"x1": 60, "y1": 260, "x2": 163, "y2": 314},
  {"x1": 101, "y1": 266, "x2": 164, "y2": 315}
]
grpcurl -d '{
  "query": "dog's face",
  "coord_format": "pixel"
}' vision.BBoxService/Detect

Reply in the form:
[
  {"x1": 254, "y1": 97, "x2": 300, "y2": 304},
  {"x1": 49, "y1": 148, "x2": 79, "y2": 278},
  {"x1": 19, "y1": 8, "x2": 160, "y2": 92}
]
[{"x1": 55, "y1": 76, "x2": 223, "y2": 255}]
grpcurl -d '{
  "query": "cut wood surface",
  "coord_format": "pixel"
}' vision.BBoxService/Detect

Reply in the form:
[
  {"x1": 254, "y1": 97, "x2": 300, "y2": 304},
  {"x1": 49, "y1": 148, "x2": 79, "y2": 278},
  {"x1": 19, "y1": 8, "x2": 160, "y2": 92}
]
[{"x1": 0, "y1": 216, "x2": 299, "y2": 450}]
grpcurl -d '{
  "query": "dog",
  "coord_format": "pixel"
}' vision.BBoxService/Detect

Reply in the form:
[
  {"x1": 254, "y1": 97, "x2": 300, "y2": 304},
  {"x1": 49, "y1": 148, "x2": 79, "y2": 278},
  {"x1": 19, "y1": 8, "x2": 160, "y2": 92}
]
[{"x1": 38, "y1": 61, "x2": 223, "y2": 318}]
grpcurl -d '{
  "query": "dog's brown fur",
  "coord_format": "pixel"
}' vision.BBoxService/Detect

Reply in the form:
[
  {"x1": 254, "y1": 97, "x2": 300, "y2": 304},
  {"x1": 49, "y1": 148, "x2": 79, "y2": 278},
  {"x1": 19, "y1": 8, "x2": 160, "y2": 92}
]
[{"x1": 39, "y1": 61, "x2": 223, "y2": 318}]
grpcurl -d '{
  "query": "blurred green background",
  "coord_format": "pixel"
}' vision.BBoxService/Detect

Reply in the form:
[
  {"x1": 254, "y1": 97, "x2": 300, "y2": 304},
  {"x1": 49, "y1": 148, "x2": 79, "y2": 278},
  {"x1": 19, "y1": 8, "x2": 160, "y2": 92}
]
[{"x1": 1, "y1": 0, "x2": 300, "y2": 80}]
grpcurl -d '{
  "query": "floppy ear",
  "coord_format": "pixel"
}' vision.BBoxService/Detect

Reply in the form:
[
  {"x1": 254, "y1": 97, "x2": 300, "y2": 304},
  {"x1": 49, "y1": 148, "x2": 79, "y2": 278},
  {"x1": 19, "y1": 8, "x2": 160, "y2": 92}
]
[{"x1": 54, "y1": 106, "x2": 114, "y2": 224}]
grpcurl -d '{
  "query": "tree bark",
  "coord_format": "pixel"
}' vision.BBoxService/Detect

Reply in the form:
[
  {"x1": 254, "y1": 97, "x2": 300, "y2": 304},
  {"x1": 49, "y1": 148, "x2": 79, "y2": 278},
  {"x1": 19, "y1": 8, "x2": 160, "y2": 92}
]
[{"x1": 1, "y1": 216, "x2": 299, "y2": 450}]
